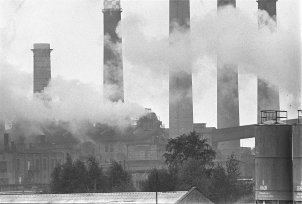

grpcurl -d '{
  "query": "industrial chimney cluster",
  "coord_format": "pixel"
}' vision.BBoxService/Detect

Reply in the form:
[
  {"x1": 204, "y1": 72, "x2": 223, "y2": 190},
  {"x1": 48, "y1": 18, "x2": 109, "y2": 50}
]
[
  {"x1": 1, "y1": 0, "x2": 301, "y2": 202},
  {"x1": 28, "y1": 0, "x2": 283, "y2": 154}
]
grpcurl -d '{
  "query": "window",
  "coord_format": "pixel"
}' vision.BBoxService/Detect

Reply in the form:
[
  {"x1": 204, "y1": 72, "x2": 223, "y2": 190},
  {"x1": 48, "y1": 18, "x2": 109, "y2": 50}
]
[
  {"x1": 43, "y1": 159, "x2": 47, "y2": 170},
  {"x1": 105, "y1": 144, "x2": 109, "y2": 152},
  {"x1": 36, "y1": 159, "x2": 40, "y2": 171},
  {"x1": 0, "y1": 178, "x2": 8, "y2": 185},
  {"x1": 51, "y1": 160, "x2": 54, "y2": 170},
  {"x1": 0, "y1": 161, "x2": 7, "y2": 173},
  {"x1": 16, "y1": 159, "x2": 20, "y2": 171},
  {"x1": 110, "y1": 144, "x2": 114, "y2": 152}
]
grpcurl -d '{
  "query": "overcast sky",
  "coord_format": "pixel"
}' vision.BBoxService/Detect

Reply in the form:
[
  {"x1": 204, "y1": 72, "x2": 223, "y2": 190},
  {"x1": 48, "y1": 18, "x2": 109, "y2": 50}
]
[{"x1": 1, "y1": 0, "x2": 301, "y2": 147}]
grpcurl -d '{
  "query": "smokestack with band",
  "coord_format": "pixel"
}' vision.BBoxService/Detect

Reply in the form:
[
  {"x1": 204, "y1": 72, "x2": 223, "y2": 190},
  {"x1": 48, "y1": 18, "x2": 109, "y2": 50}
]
[
  {"x1": 257, "y1": 0, "x2": 280, "y2": 123},
  {"x1": 4, "y1": 133, "x2": 9, "y2": 152},
  {"x1": 31, "y1": 43, "x2": 52, "y2": 94},
  {"x1": 217, "y1": 0, "x2": 240, "y2": 154},
  {"x1": 103, "y1": 0, "x2": 124, "y2": 102},
  {"x1": 169, "y1": 0, "x2": 194, "y2": 138}
]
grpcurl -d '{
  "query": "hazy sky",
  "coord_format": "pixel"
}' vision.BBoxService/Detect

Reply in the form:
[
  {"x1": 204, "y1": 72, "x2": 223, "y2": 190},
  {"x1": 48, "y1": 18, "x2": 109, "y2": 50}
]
[{"x1": 1, "y1": 0, "x2": 301, "y2": 147}]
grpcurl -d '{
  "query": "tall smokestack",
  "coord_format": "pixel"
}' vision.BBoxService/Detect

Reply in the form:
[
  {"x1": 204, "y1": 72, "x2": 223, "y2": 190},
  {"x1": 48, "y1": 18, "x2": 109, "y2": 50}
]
[
  {"x1": 4, "y1": 133, "x2": 9, "y2": 152},
  {"x1": 31, "y1": 43, "x2": 52, "y2": 93},
  {"x1": 169, "y1": 0, "x2": 194, "y2": 138},
  {"x1": 257, "y1": 0, "x2": 279, "y2": 123},
  {"x1": 103, "y1": 0, "x2": 124, "y2": 102},
  {"x1": 217, "y1": 0, "x2": 240, "y2": 154}
]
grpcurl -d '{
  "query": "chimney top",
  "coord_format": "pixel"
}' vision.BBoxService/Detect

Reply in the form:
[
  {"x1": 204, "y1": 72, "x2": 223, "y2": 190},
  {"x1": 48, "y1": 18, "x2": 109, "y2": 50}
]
[
  {"x1": 103, "y1": 0, "x2": 121, "y2": 10},
  {"x1": 33, "y1": 43, "x2": 51, "y2": 49}
]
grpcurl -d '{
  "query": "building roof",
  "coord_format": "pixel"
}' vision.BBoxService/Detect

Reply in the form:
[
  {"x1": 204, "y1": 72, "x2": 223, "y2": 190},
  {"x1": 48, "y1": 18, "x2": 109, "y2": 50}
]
[{"x1": 0, "y1": 187, "x2": 213, "y2": 204}]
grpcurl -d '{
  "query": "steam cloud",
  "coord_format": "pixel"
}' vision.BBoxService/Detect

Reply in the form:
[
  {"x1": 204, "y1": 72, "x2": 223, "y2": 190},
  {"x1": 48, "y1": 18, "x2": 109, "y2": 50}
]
[
  {"x1": 0, "y1": 1, "x2": 144, "y2": 140},
  {"x1": 0, "y1": 1, "x2": 301, "y2": 143},
  {"x1": 122, "y1": 6, "x2": 301, "y2": 119}
]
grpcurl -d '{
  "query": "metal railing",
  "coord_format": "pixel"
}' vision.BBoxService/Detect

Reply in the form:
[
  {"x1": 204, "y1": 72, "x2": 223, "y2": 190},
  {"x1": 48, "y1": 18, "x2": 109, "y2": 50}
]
[{"x1": 260, "y1": 110, "x2": 288, "y2": 125}]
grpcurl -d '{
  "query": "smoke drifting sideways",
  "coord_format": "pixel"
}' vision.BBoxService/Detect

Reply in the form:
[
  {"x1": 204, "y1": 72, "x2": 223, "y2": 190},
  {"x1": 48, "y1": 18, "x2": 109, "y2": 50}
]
[
  {"x1": 0, "y1": 2, "x2": 144, "y2": 144},
  {"x1": 122, "y1": 6, "x2": 301, "y2": 118}
]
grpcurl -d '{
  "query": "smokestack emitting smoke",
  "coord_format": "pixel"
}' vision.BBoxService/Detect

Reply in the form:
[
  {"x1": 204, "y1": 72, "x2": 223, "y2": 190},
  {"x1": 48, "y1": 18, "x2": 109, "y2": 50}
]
[
  {"x1": 0, "y1": 1, "x2": 300, "y2": 140},
  {"x1": 4, "y1": 133, "x2": 9, "y2": 152},
  {"x1": 169, "y1": 0, "x2": 194, "y2": 138},
  {"x1": 257, "y1": 0, "x2": 280, "y2": 123},
  {"x1": 216, "y1": 0, "x2": 240, "y2": 153},
  {"x1": 31, "y1": 43, "x2": 52, "y2": 94},
  {"x1": 103, "y1": 0, "x2": 124, "y2": 102}
]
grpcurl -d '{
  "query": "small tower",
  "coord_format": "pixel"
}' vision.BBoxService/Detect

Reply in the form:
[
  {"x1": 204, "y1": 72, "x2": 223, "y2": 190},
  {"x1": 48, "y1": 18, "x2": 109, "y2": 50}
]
[
  {"x1": 103, "y1": 0, "x2": 124, "y2": 102},
  {"x1": 31, "y1": 43, "x2": 52, "y2": 94}
]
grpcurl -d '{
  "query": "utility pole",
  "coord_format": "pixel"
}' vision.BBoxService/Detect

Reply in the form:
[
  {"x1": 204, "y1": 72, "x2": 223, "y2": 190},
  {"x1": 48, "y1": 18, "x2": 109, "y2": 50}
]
[{"x1": 155, "y1": 169, "x2": 158, "y2": 204}]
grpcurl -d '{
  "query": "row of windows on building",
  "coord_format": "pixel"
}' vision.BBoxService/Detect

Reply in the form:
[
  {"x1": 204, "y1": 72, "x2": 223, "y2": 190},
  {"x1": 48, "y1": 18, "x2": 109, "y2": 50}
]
[{"x1": 0, "y1": 157, "x2": 63, "y2": 174}]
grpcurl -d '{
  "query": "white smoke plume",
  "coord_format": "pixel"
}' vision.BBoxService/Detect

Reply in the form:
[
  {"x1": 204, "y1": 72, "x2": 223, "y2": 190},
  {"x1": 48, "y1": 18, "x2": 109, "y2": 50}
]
[
  {"x1": 121, "y1": 6, "x2": 301, "y2": 119},
  {"x1": 0, "y1": 1, "x2": 145, "y2": 139}
]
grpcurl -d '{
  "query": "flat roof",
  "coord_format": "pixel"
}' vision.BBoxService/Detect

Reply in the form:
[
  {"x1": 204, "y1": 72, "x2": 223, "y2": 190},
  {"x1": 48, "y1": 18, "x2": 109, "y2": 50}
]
[{"x1": 0, "y1": 188, "x2": 214, "y2": 204}]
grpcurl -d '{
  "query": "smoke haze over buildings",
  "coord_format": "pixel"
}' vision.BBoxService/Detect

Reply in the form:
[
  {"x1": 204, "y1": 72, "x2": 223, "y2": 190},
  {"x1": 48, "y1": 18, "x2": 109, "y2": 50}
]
[{"x1": 0, "y1": 0, "x2": 301, "y2": 147}]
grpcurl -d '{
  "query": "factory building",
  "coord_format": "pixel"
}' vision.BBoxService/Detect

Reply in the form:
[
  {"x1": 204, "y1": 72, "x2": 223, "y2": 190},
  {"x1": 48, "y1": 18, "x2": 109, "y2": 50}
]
[
  {"x1": 169, "y1": 0, "x2": 194, "y2": 138},
  {"x1": 257, "y1": 0, "x2": 280, "y2": 123},
  {"x1": 0, "y1": 133, "x2": 80, "y2": 192},
  {"x1": 103, "y1": 0, "x2": 124, "y2": 102},
  {"x1": 216, "y1": 0, "x2": 240, "y2": 156},
  {"x1": 93, "y1": 110, "x2": 168, "y2": 189}
]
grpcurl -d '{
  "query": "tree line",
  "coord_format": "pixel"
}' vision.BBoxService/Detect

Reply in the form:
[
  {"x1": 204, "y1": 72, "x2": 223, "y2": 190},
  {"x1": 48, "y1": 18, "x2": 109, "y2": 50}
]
[
  {"x1": 142, "y1": 132, "x2": 254, "y2": 203},
  {"x1": 50, "y1": 132, "x2": 253, "y2": 203},
  {"x1": 50, "y1": 155, "x2": 134, "y2": 193}
]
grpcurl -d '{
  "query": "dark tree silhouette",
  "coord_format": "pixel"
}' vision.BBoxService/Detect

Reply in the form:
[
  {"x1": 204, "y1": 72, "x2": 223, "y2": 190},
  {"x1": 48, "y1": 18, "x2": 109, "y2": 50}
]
[
  {"x1": 163, "y1": 131, "x2": 216, "y2": 171},
  {"x1": 106, "y1": 161, "x2": 134, "y2": 192},
  {"x1": 141, "y1": 168, "x2": 176, "y2": 192},
  {"x1": 87, "y1": 157, "x2": 107, "y2": 192}
]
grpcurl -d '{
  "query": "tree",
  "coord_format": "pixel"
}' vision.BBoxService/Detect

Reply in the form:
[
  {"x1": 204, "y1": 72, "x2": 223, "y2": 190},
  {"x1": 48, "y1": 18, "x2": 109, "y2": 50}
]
[
  {"x1": 106, "y1": 161, "x2": 134, "y2": 192},
  {"x1": 72, "y1": 160, "x2": 88, "y2": 193},
  {"x1": 87, "y1": 157, "x2": 107, "y2": 192},
  {"x1": 50, "y1": 155, "x2": 108, "y2": 193},
  {"x1": 208, "y1": 164, "x2": 229, "y2": 203},
  {"x1": 50, "y1": 165, "x2": 63, "y2": 193},
  {"x1": 163, "y1": 132, "x2": 216, "y2": 171},
  {"x1": 141, "y1": 168, "x2": 176, "y2": 192},
  {"x1": 162, "y1": 132, "x2": 252, "y2": 203},
  {"x1": 176, "y1": 159, "x2": 213, "y2": 194},
  {"x1": 225, "y1": 154, "x2": 245, "y2": 202}
]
